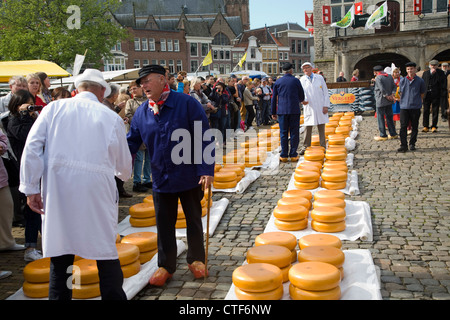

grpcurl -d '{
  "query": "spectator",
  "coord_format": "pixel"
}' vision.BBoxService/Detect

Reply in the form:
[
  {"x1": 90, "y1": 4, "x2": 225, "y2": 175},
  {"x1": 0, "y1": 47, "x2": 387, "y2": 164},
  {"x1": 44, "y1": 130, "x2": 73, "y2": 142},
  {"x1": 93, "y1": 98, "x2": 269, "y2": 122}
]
[
  {"x1": 209, "y1": 82, "x2": 230, "y2": 146},
  {"x1": 336, "y1": 71, "x2": 347, "y2": 82},
  {"x1": 351, "y1": 69, "x2": 359, "y2": 82},
  {"x1": 26, "y1": 73, "x2": 46, "y2": 107},
  {"x1": 51, "y1": 87, "x2": 71, "y2": 101},
  {"x1": 260, "y1": 77, "x2": 273, "y2": 125},
  {"x1": 36, "y1": 72, "x2": 52, "y2": 105},
  {"x1": 0, "y1": 76, "x2": 28, "y2": 113},
  {"x1": 243, "y1": 81, "x2": 259, "y2": 131},
  {"x1": 190, "y1": 77, "x2": 216, "y2": 118}
]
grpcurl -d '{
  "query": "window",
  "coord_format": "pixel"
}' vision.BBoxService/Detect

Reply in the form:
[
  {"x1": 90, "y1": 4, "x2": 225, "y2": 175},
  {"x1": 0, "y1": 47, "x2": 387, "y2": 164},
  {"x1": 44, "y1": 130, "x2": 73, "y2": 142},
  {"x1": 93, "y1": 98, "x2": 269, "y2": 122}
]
[
  {"x1": 422, "y1": 0, "x2": 433, "y2": 13},
  {"x1": 143, "y1": 59, "x2": 149, "y2": 66},
  {"x1": 213, "y1": 50, "x2": 218, "y2": 60},
  {"x1": 174, "y1": 40, "x2": 180, "y2": 52},
  {"x1": 112, "y1": 41, "x2": 121, "y2": 51},
  {"x1": 213, "y1": 64, "x2": 219, "y2": 72},
  {"x1": 160, "y1": 60, "x2": 166, "y2": 66},
  {"x1": 168, "y1": 60, "x2": 175, "y2": 73},
  {"x1": 161, "y1": 39, "x2": 166, "y2": 51},
  {"x1": 284, "y1": 52, "x2": 288, "y2": 60},
  {"x1": 176, "y1": 60, "x2": 183, "y2": 72},
  {"x1": 331, "y1": 6, "x2": 342, "y2": 22},
  {"x1": 202, "y1": 43, "x2": 209, "y2": 56},
  {"x1": 279, "y1": 52, "x2": 283, "y2": 60},
  {"x1": 104, "y1": 58, "x2": 125, "y2": 71},
  {"x1": 149, "y1": 38, "x2": 155, "y2": 51},
  {"x1": 151, "y1": 59, "x2": 157, "y2": 65},
  {"x1": 213, "y1": 33, "x2": 230, "y2": 45},
  {"x1": 225, "y1": 50, "x2": 230, "y2": 60},
  {"x1": 262, "y1": 49, "x2": 267, "y2": 59},
  {"x1": 219, "y1": 64, "x2": 225, "y2": 74},
  {"x1": 437, "y1": 0, "x2": 448, "y2": 12},
  {"x1": 291, "y1": 40, "x2": 296, "y2": 53},
  {"x1": 134, "y1": 38, "x2": 141, "y2": 51},
  {"x1": 304, "y1": 40, "x2": 308, "y2": 54},
  {"x1": 190, "y1": 60, "x2": 198, "y2": 72},
  {"x1": 225, "y1": 64, "x2": 231, "y2": 74},
  {"x1": 255, "y1": 63, "x2": 260, "y2": 71},
  {"x1": 141, "y1": 38, "x2": 148, "y2": 51},
  {"x1": 220, "y1": 50, "x2": 224, "y2": 60},
  {"x1": 297, "y1": 41, "x2": 302, "y2": 54},
  {"x1": 190, "y1": 43, "x2": 198, "y2": 56},
  {"x1": 134, "y1": 59, "x2": 140, "y2": 68},
  {"x1": 233, "y1": 52, "x2": 239, "y2": 62},
  {"x1": 251, "y1": 48, "x2": 256, "y2": 59},
  {"x1": 272, "y1": 50, "x2": 277, "y2": 60},
  {"x1": 167, "y1": 39, "x2": 173, "y2": 52}
]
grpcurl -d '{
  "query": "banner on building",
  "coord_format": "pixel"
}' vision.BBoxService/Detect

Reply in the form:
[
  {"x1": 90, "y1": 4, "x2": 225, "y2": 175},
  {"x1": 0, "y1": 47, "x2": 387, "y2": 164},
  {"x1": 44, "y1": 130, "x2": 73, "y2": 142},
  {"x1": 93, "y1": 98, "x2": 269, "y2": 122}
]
[
  {"x1": 365, "y1": 1, "x2": 388, "y2": 29},
  {"x1": 414, "y1": 0, "x2": 422, "y2": 15},
  {"x1": 322, "y1": 5, "x2": 331, "y2": 24},
  {"x1": 355, "y1": 2, "x2": 363, "y2": 15},
  {"x1": 305, "y1": 11, "x2": 314, "y2": 27},
  {"x1": 331, "y1": 4, "x2": 355, "y2": 28}
]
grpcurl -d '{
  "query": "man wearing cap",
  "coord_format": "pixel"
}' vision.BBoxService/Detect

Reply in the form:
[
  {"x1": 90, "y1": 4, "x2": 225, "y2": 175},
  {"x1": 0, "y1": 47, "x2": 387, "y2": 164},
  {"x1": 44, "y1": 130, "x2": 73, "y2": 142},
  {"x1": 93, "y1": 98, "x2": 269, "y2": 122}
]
[
  {"x1": 397, "y1": 62, "x2": 426, "y2": 152},
  {"x1": 421, "y1": 60, "x2": 447, "y2": 132},
  {"x1": 442, "y1": 62, "x2": 450, "y2": 126},
  {"x1": 299, "y1": 62, "x2": 329, "y2": 153},
  {"x1": 127, "y1": 65, "x2": 215, "y2": 286},
  {"x1": 373, "y1": 65, "x2": 398, "y2": 141},
  {"x1": 19, "y1": 69, "x2": 132, "y2": 300},
  {"x1": 271, "y1": 62, "x2": 305, "y2": 162}
]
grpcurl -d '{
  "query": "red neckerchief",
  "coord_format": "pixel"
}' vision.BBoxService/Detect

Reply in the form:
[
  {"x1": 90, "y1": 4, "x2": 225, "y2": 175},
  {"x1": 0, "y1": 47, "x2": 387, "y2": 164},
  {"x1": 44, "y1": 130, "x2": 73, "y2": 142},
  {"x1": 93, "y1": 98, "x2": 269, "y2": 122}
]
[
  {"x1": 378, "y1": 72, "x2": 389, "y2": 77},
  {"x1": 406, "y1": 75, "x2": 415, "y2": 82},
  {"x1": 148, "y1": 83, "x2": 170, "y2": 115}
]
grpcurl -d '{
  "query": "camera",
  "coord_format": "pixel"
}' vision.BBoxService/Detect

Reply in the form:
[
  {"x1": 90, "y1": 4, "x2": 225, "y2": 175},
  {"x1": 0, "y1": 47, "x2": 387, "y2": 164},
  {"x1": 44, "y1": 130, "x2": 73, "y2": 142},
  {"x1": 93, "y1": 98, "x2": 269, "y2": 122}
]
[{"x1": 27, "y1": 105, "x2": 43, "y2": 112}]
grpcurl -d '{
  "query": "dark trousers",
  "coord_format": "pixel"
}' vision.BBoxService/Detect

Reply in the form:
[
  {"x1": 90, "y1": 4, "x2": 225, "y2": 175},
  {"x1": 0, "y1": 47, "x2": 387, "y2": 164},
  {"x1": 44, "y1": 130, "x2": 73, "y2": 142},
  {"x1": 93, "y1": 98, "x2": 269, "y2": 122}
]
[
  {"x1": 376, "y1": 105, "x2": 397, "y2": 137},
  {"x1": 400, "y1": 108, "x2": 421, "y2": 148},
  {"x1": 245, "y1": 105, "x2": 255, "y2": 128},
  {"x1": 23, "y1": 203, "x2": 41, "y2": 248},
  {"x1": 49, "y1": 254, "x2": 126, "y2": 300},
  {"x1": 152, "y1": 186, "x2": 205, "y2": 274},
  {"x1": 423, "y1": 95, "x2": 440, "y2": 129},
  {"x1": 278, "y1": 114, "x2": 300, "y2": 158}
]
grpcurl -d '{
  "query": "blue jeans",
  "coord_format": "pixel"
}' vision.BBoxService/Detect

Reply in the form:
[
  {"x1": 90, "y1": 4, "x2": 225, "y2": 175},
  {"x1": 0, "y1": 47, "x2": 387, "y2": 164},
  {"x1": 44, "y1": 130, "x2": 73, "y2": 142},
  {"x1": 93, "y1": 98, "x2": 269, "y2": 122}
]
[
  {"x1": 133, "y1": 149, "x2": 151, "y2": 185},
  {"x1": 261, "y1": 100, "x2": 271, "y2": 125},
  {"x1": 219, "y1": 112, "x2": 231, "y2": 143},
  {"x1": 376, "y1": 105, "x2": 397, "y2": 137},
  {"x1": 278, "y1": 114, "x2": 300, "y2": 158}
]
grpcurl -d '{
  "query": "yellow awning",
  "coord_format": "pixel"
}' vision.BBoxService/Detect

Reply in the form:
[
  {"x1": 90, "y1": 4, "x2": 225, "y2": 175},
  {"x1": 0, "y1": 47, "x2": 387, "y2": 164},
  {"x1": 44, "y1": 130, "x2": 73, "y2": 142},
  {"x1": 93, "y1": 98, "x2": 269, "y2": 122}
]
[{"x1": 0, "y1": 60, "x2": 71, "y2": 83}]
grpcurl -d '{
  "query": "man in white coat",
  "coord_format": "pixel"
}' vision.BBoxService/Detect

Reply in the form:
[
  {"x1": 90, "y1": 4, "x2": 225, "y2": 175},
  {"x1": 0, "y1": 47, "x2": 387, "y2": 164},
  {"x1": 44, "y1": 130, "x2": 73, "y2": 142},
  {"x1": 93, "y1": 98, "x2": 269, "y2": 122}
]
[
  {"x1": 19, "y1": 69, "x2": 132, "y2": 300},
  {"x1": 299, "y1": 62, "x2": 330, "y2": 154}
]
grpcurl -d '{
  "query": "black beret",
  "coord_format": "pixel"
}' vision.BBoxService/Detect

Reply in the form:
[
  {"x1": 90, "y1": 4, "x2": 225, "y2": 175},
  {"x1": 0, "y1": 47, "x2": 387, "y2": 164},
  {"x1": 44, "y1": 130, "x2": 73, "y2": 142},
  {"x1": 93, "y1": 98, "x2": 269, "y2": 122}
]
[
  {"x1": 282, "y1": 62, "x2": 294, "y2": 71},
  {"x1": 136, "y1": 65, "x2": 166, "y2": 85},
  {"x1": 405, "y1": 62, "x2": 417, "y2": 68},
  {"x1": 373, "y1": 65, "x2": 384, "y2": 71}
]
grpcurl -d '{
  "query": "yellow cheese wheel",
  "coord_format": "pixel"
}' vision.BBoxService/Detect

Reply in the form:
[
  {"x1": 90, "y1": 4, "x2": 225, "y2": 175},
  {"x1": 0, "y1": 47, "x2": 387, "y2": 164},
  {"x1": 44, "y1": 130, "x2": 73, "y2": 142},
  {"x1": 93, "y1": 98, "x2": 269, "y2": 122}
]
[
  {"x1": 214, "y1": 171, "x2": 237, "y2": 182},
  {"x1": 23, "y1": 257, "x2": 50, "y2": 283},
  {"x1": 282, "y1": 189, "x2": 313, "y2": 201},
  {"x1": 273, "y1": 204, "x2": 309, "y2": 221},
  {"x1": 327, "y1": 138, "x2": 345, "y2": 146},
  {"x1": 121, "y1": 232, "x2": 158, "y2": 252},
  {"x1": 129, "y1": 202, "x2": 155, "y2": 218},
  {"x1": 139, "y1": 248, "x2": 158, "y2": 264},
  {"x1": 221, "y1": 166, "x2": 244, "y2": 176},
  {"x1": 175, "y1": 218, "x2": 187, "y2": 229},
  {"x1": 321, "y1": 170, "x2": 347, "y2": 182},
  {"x1": 277, "y1": 196, "x2": 311, "y2": 211},
  {"x1": 271, "y1": 123, "x2": 280, "y2": 129},
  {"x1": 23, "y1": 281, "x2": 49, "y2": 298},
  {"x1": 116, "y1": 234, "x2": 121, "y2": 243},
  {"x1": 121, "y1": 259, "x2": 141, "y2": 278},
  {"x1": 302, "y1": 161, "x2": 324, "y2": 170},
  {"x1": 255, "y1": 232, "x2": 297, "y2": 251},
  {"x1": 213, "y1": 180, "x2": 238, "y2": 189},
  {"x1": 298, "y1": 234, "x2": 342, "y2": 250},
  {"x1": 72, "y1": 282, "x2": 101, "y2": 299},
  {"x1": 314, "y1": 189, "x2": 345, "y2": 201},
  {"x1": 288, "y1": 261, "x2": 341, "y2": 291},
  {"x1": 311, "y1": 207, "x2": 346, "y2": 223},
  {"x1": 297, "y1": 245, "x2": 345, "y2": 268},
  {"x1": 326, "y1": 121, "x2": 339, "y2": 128},
  {"x1": 303, "y1": 152, "x2": 324, "y2": 162},
  {"x1": 240, "y1": 139, "x2": 258, "y2": 148},
  {"x1": 246, "y1": 245, "x2": 292, "y2": 268},
  {"x1": 306, "y1": 145, "x2": 325, "y2": 152},
  {"x1": 274, "y1": 218, "x2": 308, "y2": 231},
  {"x1": 214, "y1": 164, "x2": 222, "y2": 172},
  {"x1": 322, "y1": 164, "x2": 348, "y2": 173},
  {"x1": 72, "y1": 259, "x2": 99, "y2": 285},
  {"x1": 311, "y1": 220, "x2": 346, "y2": 233},
  {"x1": 281, "y1": 264, "x2": 292, "y2": 283},
  {"x1": 325, "y1": 152, "x2": 347, "y2": 161},
  {"x1": 294, "y1": 180, "x2": 320, "y2": 190},
  {"x1": 335, "y1": 126, "x2": 351, "y2": 135},
  {"x1": 321, "y1": 180, "x2": 347, "y2": 190},
  {"x1": 313, "y1": 197, "x2": 346, "y2": 209},
  {"x1": 326, "y1": 144, "x2": 347, "y2": 152},
  {"x1": 344, "y1": 111, "x2": 355, "y2": 117},
  {"x1": 143, "y1": 195, "x2": 154, "y2": 204},
  {"x1": 257, "y1": 130, "x2": 272, "y2": 137},
  {"x1": 323, "y1": 159, "x2": 347, "y2": 166},
  {"x1": 294, "y1": 171, "x2": 320, "y2": 183},
  {"x1": 295, "y1": 165, "x2": 321, "y2": 175},
  {"x1": 129, "y1": 216, "x2": 156, "y2": 227},
  {"x1": 289, "y1": 283, "x2": 341, "y2": 300},
  {"x1": 235, "y1": 285, "x2": 283, "y2": 300},
  {"x1": 116, "y1": 243, "x2": 140, "y2": 266},
  {"x1": 232, "y1": 263, "x2": 283, "y2": 293},
  {"x1": 244, "y1": 161, "x2": 263, "y2": 167}
]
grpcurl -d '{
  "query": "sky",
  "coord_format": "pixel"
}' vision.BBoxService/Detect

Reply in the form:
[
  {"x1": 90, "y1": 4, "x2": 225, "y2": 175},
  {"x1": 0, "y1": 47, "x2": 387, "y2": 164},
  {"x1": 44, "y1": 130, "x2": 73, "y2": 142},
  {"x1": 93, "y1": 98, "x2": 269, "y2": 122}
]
[{"x1": 249, "y1": 0, "x2": 314, "y2": 29}]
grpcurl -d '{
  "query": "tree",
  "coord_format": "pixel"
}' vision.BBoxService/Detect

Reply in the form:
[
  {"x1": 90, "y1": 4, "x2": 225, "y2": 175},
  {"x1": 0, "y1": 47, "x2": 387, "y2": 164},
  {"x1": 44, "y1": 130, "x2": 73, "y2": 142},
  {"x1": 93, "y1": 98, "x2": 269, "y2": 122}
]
[{"x1": 0, "y1": 0, "x2": 130, "y2": 69}]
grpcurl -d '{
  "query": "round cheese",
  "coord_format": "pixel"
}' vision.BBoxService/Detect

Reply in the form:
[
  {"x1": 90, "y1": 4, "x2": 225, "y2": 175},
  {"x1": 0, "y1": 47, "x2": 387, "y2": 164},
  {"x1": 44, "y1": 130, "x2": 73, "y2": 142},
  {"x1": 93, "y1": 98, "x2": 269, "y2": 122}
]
[
  {"x1": 143, "y1": 195, "x2": 154, "y2": 204},
  {"x1": 235, "y1": 284, "x2": 283, "y2": 300},
  {"x1": 274, "y1": 218, "x2": 308, "y2": 231},
  {"x1": 311, "y1": 220, "x2": 346, "y2": 233},
  {"x1": 282, "y1": 189, "x2": 313, "y2": 201},
  {"x1": 246, "y1": 245, "x2": 292, "y2": 268},
  {"x1": 313, "y1": 197, "x2": 346, "y2": 209},
  {"x1": 23, "y1": 281, "x2": 49, "y2": 298},
  {"x1": 72, "y1": 282, "x2": 101, "y2": 299},
  {"x1": 72, "y1": 259, "x2": 99, "y2": 285},
  {"x1": 288, "y1": 261, "x2": 341, "y2": 291},
  {"x1": 255, "y1": 232, "x2": 297, "y2": 251},
  {"x1": 311, "y1": 207, "x2": 346, "y2": 223},
  {"x1": 139, "y1": 248, "x2": 158, "y2": 264},
  {"x1": 277, "y1": 196, "x2": 311, "y2": 210},
  {"x1": 298, "y1": 234, "x2": 342, "y2": 250},
  {"x1": 257, "y1": 130, "x2": 271, "y2": 137},
  {"x1": 326, "y1": 121, "x2": 339, "y2": 128},
  {"x1": 116, "y1": 234, "x2": 121, "y2": 243},
  {"x1": 294, "y1": 180, "x2": 320, "y2": 190},
  {"x1": 322, "y1": 164, "x2": 348, "y2": 173},
  {"x1": 335, "y1": 126, "x2": 351, "y2": 135},
  {"x1": 295, "y1": 165, "x2": 321, "y2": 175},
  {"x1": 302, "y1": 161, "x2": 324, "y2": 170},
  {"x1": 339, "y1": 119, "x2": 352, "y2": 127},
  {"x1": 273, "y1": 204, "x2": 308, "y2": 221},
  {"x1": 240, "y1": 139, "x2": 258, "y2": 148},
  {"x1": 321, "y1": 170, "x2": 347, "y2": 182},
  {"x1": 291, "y1": 249, "x2": 297, "y2": 263},
  {"x1": 323, "y1": 159, "x2": 347, "y2": 167},
  {"x1": 129, "y1": 202, "x2": 155, "y2": 218},
  {"x1": 214, "y1": 171, "x2": 237, "y2": 182},
  {"x1": 327, "y1": 138, "x2": 345, "y2": 146},
  {"x1": 121, "y1": 259, "x2": 141, "y2": 278},
  {"x1": 121, "y1": 232, "x2": 158, "y2": 252},
  {"x1": 344, "y1": 111, "x2": 354, "y2": 117},
  {"x1": 289, "y1": 283, "x2": 341, "y2": 300},
  {"x1": 116, "y1": 243, "x2": 140, "y2": 266},
  {"x1": 297, "y1": 245, "x2": 345, "y2": 268},
  {"x1": 129, "y1": 216, "x2": 156, "y2": 227},
  {"x1": 303, "y1": 152, "x2": 324, "y2": 162},
  {"x1": 232, "y1": 263, "x2": 283, "y2": 292},
  {"x1": 214, "y1": 164, "x2": 222, "y2": 172},
  {"x1": 321, "y1": 180, "x2": 347, "y2": 190},
  {"x1": 325, "y1": 127, "x2": 336, "y2": 136},
  {"x1": 306, "y1": 145, "x2": 325, "y2": 152},
  {"x1": 23, "y1": 257, "x2": 50, "y2": 283},
  {"x1": 294, "y1": 171, "x2": 320, "y2": 183},
  {"x1": 280, "y1": 264, "x2": 292, "y2": 283},
  {"x1": 175, "y1": 218, "x2": 187, "y2": 229},
  {"x1": 213, "y1": 180, "x2": 237, "y2": 189},
  {"x1": 314, "y1": 189, "x2": 345, "y2": 201},
  {"x1": 325, "y1": 152, "x2": 347, "y2": 161}
]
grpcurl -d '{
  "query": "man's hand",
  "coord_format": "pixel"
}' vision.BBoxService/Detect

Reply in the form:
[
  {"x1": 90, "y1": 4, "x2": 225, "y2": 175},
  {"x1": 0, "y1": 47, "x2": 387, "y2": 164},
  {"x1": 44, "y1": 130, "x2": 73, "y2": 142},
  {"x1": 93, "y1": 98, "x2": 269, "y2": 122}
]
[
  {"x1": 27, "y1": 194, "x2": 44, "y2": 215},
  {"x1": 199, "y1": 175, "x2": 214, "y2": 190},
  {"x1": 272, "y1": 114, "x2": 278, "y2": 121},
  {"x1": 323, "y1": 107, "x2": 328, "y2": 114}
]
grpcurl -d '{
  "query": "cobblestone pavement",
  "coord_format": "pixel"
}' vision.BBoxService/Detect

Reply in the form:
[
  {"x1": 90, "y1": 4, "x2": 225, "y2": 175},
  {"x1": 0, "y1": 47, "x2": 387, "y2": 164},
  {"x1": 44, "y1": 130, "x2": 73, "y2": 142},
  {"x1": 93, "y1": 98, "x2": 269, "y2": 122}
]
[{"x1": 1, "y1": 114, "x2": 449, "y2": 301}]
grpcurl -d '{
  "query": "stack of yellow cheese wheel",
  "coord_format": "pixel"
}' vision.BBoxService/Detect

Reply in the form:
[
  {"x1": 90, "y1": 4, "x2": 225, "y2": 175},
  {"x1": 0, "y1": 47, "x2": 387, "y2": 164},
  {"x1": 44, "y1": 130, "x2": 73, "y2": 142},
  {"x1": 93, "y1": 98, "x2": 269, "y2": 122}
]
[
  {"x1": 232, "y1": 263, "x2": 283, "y2": 300},
  {"x1": 72, "y1": 259, "x2": 101, "y2": 299},
  {"x1": 243, "y1": 148, "x2": 266, "y2": 167},
  {"x1": 297, "y1": 245, "x2": 345, "y2": 280},
  {"x1": 121, "y1": 232, "x2": 158, "y2": 264},
  {"x1": 334, "y1": 126, "x2": 351, "y2": 138},
  {"x1": 220, "y1": 164, "x2": 245, "y2": 182},
  {"x1": 258, "y1": 135, "x2": 280, "y2": 152},
  {"x1": 273, "y1": 203, "x2": 309, "y2": 231},
  {"x1": 311, "y1": 193, "x2": 346, "y2": 233},
  {"x1": 300, "y1": 115, "x2": 304, "y2": 125},
  {"x1": 298, "y1": 233, "x2": 342, "y2": 250},
  {"x1": 271, "y1": 123, "x2": 280, "y2": 130},
  {"x1": 213, "y1": 170, "x2": 238, "y2": 189},
  {"x1": 255, "y1": 232, "x2": 298, "y2": 263},
  {"x1": 321, "y1": 168, "x2": 347, "y2": 190},
  {"x1": 327, "y1": 134, "x2": 346, "y2": 146},
  {"x1": 22, "y1": 257, "x2": 51, "y2": 298},
  {"x1": 311, "y1": 135, "x2": 321, "y2": 146},
  {"x1": 129, "y1": 202, "x2": 156, "y2": 228},
  {"x1": 175, "y1": 197, "x2": 209, "y2": 229},
  {"x1": 246, "y1": 244, "x2": 293, "y2": 282},
  {"x1": 116, "y1": 243, "x2": 141, "y2": 278},
  {"x1": 288, "y1": 261, "x2": 341, "y2": 300},
  {"x1": 294, "y1": 166, "x2": 321, "y2": 190},
  {"x1": 223, "y1": 149, "x2": 245, "y2": 165}
]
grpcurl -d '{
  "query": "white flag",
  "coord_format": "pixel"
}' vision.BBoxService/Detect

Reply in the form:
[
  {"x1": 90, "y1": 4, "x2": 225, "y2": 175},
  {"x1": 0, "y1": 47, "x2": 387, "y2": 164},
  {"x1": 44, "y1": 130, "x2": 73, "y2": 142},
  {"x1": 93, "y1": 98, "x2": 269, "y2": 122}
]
[
  {"x1": 72, "y1": 54, "x2": 85, "y2": 77},
  {"x1": 365, "y1": 1, "x2": 388, "y2": 30},
  {"x1": 331, "y1": 5, "x2": 355, "y2": 29}
]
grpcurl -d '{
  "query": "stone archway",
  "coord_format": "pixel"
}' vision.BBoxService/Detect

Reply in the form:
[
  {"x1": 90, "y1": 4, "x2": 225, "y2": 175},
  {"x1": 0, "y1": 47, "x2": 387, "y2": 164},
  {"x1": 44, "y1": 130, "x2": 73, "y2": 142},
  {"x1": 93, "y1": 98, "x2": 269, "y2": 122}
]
[
  {"x1": 432, "y1": 48, "x2": 450, "y2": 65},
  {"x1": 353, "y1": 52, "x2": 410, "y2": 80}
]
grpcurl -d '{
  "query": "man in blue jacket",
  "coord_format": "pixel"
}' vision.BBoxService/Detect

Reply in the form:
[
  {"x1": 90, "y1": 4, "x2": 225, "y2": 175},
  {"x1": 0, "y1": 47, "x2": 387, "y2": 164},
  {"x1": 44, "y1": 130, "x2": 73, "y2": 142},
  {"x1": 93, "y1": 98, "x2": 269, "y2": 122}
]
[
  {"x1": 127, "y1": 65, "x2": 215, "y2": 286},
  {"x1": 271, "y1": 62, "x2": 305, "y2": 162}
]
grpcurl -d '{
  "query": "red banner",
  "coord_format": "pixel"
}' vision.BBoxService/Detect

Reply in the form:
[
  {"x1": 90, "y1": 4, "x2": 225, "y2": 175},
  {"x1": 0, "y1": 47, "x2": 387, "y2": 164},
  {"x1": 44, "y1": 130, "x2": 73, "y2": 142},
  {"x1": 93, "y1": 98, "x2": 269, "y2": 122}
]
[
  {"x1": 323, "y1": 5, "x2": 331, "y2": 24},
  {"x1": 355, "y1": 2, "x2": 363, "y2": 15},
  {"x1": 414, "y1": 0, "x2": 422, "y2": 15},
  {"x1": 305, "y1": 11, "x2": 314, "y2": 27}
]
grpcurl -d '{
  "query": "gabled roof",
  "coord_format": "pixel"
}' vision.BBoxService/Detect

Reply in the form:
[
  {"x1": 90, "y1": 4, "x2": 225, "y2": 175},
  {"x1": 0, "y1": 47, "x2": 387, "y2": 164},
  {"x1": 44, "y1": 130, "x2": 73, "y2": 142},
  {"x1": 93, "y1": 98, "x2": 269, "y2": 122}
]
[
  {"x1": 266, "y1": 22, "x2": 308, "y2": 33},
  {"x1": 115, "y1": 0, "x2": 226, "y2": 16},
  {"x1": 237, "y1": 28, "x2": 280, "y2": 46}
]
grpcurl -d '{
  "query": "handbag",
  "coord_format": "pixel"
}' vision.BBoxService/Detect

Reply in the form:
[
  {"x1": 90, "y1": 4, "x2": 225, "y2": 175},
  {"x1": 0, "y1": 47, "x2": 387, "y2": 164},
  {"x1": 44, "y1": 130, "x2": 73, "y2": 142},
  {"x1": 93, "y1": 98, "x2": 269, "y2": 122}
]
[
  {"x1": 229, "y1": 99, "x2": 239, "y2": 112},
  {"x1": 1, "y1": 150, "x2": 20, "y2": 187}
]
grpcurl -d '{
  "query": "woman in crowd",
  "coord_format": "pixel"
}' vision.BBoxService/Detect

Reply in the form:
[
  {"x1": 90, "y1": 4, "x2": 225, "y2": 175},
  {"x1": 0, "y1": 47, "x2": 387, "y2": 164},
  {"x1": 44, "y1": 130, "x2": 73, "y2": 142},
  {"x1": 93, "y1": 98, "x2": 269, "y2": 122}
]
[
  {"x1": 209, "y1": 82, "x2": 230, "y2": 146},
  {"x1": 243, "y1": 81, "x2": 259, "y2": 130},
  {"x1": 189, "y1": 77, "x2": 216, "y2": 119},
  {"x1": 351, "y1": 69, "x2": 360, "y2": 82},
  {"x1": 51, "y1": 87, "x2": 71, "y2": 100},
  {"x1": 6, "y1": 89, "x2": 42, "y2": 261},
  {"x1": 37, "y1": 72, "x2": 52, "y2": 105},
  {"x1": 26, "y1": 73, "x2": 46, "y2": 107}
]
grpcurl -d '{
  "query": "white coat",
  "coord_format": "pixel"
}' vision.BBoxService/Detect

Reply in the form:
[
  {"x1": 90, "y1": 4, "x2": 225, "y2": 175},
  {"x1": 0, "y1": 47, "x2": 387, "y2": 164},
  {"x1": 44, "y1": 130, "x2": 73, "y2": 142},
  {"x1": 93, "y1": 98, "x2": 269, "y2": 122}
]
[
  {"x1": 300, "y1": 74, "x2": 330, "y2": 126},
  {"x1": 19, "y1": 91, "x2": 132, "y2": 260}
]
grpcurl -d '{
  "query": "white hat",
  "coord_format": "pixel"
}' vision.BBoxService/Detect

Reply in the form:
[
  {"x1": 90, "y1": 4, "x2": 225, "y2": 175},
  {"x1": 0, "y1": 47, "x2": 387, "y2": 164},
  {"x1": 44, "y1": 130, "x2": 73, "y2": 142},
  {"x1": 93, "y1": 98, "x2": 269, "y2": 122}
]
[
  {"x1": 74, "y1": 69, "x2": 111, "y2": 98},
  {"x1": 301, "y1": 62, "x2": 313, "y2": 68}
]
